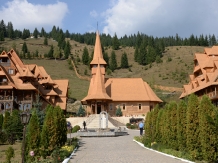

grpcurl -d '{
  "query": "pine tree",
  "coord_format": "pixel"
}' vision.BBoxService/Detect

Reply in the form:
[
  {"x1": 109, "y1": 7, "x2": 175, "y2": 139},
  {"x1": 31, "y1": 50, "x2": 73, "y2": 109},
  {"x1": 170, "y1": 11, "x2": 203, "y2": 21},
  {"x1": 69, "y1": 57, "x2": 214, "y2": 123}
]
[
  {"x1": 22, "y1": 42, "x2": 28, "y2": 54},
  {"x1": 177, "y1": 100, "x2": 187, "y2": 151},
  {"x1": 3, "y1": 111, "x2": 10, "y2": 130},
  {"x1": 115, "y1": 106, "x2": 122, "y2": 117},
  {"x1": 136, "y1": 32, "x2": 142, "y2": 48},
  {"x1": 120, "y1": 52, "x2": 129, "y2": 68},
  {"x1": 162, "y1": 104, "x2": 170, "y2": 146},
  {"x1": 199, "y1": 95, "x2": 216, "y2": 161},
  {"x1": 168, "y1": 101, "x2": 178, "y2": 150},
  {"x1": 155, "y1": 109, "x2": 163, "y2": 143},
  {"x1": 109, "y1": 51, "x2": 117, "y2": 72},
  {"x1": 40, "y1": 105, "x2": 53, "y2": 156},
  {"x1": 48, "y1": 45, "x2": 54, "y2": 58},
  {"x1": 144, "y1": 111, "x2": 152, "y2": 147},
  {"x1": 27, "y1": 51, "x2": 31, "y2": 59},
  {"x1": 22, "y1": 29, "x2": 30, "y2": 39},
  {"x1": 82, "y1": 46, "x2": 89, "y2": 65},
  {"x1": 65, "y1": 30, "x2": 70, "y2": 38},
  {"x1": 0, "y1": 20, "x2": 7, "y2": 37},
  {"x1": 33, "y1": 28, "x2": 38, "y2": 38},
  {"x1": 77, "y1": 105, "x2": 85, "y2": 117},
  {"x1": 88, "y1": 51, "x2": 94, "y2": 65},
  {"x1": 58, "y1": 29, "x2": 66, "y2": 50},
  {"x1": 64, "y1": 40, "x2": 71, "y2": 59},
  {"x1": 7, "y1": 22, "x2": 14, "y2": 39},
  {"x1": 41, "y1": 27, "x2": 45, "y2": 37},
  {"x1": 134, "y1": 46, "x2": 139, "y2": 62},
  {"x1": 10, "y1": 110, "x2": 23, "y2": 139},
  {"x1": 53, "y1": 106, "x2": 67, "y2": 147},
  {"x1": 53, "y1": 46, "x2": 60, "y2": 60},
  {"x1": 151, "y1": 105, "x2": 159, "y2": 142},
  {"x1": 25, "y1": 111, "x2": 41, "y2": 162},
  {"x1": 138, "y1": 41, "x2": 147, "y2": 65},
  {"x1": 186, "y1": 94, "x2": 200, "y2": 160},
  {"x1": 35, "y1": 49, "x2": 39, "y2": 58},
  {"x1": 43, "y1": 37, "x2": 48, "y2": 45},
  {"x1": 0, "y1": 31, "x2": 4, "y2": 41},
  {"x1": 112, "y1": 33, "x2": 120, "y2": 50},
  {"x1": 103, "y1": 51, "x2": 109, "y2": 65}
]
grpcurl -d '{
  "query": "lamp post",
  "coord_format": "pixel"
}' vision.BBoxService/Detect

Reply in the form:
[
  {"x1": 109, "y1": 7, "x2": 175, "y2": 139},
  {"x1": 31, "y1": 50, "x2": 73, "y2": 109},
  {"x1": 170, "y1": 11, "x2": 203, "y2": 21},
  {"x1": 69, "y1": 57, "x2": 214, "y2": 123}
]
[{"x1": 20, "y1": 112, "x2": 31, "y2": 163}]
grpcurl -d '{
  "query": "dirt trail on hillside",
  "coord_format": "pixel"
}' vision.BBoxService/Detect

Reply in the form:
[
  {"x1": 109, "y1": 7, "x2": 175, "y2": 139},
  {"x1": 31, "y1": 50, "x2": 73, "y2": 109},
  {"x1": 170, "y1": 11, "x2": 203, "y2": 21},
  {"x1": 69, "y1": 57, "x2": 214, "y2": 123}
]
[
  {"x1": 71, "y1": 60, "x2": 91, "y2": 81},
  {"x1": 71, "y1": 59, "x2": 183, "y2": 92},
  {"x1": 154, "y1": 85, "x2": 183, "y2": 92}
]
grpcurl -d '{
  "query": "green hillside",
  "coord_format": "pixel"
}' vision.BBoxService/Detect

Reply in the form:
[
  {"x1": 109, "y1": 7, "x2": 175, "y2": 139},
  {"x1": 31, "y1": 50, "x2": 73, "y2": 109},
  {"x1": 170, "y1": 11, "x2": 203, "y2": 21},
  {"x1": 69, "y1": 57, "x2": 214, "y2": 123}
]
[{"x1": 0, "y1": 37, "x2": 205, "y2": 101}]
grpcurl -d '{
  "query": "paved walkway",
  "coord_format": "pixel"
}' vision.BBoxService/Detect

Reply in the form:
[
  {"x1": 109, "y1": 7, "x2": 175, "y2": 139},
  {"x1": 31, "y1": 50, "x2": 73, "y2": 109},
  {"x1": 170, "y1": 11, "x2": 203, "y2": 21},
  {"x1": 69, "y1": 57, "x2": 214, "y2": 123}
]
[{"x1": 68, "y1": 130, "x2": 185, "y2": 163}]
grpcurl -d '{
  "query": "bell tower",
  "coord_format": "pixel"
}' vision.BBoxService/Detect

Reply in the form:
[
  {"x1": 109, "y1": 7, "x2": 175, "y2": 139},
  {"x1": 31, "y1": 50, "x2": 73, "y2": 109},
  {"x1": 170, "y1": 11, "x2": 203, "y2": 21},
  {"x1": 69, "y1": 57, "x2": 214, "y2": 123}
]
[{"x1": 90, "y1": 31, "x2": 107, "y2": 82}]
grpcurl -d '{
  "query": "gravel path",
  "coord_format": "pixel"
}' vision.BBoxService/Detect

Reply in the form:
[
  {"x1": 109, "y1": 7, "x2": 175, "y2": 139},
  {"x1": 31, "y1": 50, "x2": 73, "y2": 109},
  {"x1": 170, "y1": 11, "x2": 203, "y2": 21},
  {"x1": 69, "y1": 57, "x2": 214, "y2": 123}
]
[{"x1": 68, "y1": 130, "x2": 185, "y2": 163}]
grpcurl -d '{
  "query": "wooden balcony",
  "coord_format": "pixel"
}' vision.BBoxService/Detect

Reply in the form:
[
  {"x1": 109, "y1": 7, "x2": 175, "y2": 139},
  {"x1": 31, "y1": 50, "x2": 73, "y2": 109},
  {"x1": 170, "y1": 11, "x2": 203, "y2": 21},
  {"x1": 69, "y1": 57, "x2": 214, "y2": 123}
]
[
  {"x1": 208, "y1": 91, "x2": 218, "y2": 100},
  {"x1": 20, "y1": 97, "x2": 33, "y2": 104},
  {"x1": 0, "y1": 95, "x2": 13, "y2": 101}
]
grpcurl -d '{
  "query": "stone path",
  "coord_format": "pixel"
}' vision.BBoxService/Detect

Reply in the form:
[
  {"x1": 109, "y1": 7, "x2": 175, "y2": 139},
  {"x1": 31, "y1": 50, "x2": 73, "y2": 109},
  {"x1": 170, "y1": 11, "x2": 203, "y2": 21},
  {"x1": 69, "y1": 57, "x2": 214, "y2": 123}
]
[{"x1": 68, "y1": 130, "x2": 186, "y2": 163}]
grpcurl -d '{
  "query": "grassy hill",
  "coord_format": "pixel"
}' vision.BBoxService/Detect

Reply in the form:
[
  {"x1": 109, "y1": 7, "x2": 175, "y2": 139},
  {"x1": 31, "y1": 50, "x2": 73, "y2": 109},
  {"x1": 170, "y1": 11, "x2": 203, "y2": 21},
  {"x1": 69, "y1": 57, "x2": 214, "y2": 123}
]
[{"x1": 0, "y1": 37, "x2": 205, "y2": 101}]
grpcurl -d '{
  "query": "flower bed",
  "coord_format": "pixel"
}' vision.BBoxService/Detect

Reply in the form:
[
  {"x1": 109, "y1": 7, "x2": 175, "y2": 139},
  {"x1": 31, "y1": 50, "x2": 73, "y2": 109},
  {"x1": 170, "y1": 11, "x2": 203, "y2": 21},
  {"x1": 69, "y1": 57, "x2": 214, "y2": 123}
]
[{"x1": 31, "y1": 137, "x2": 78, "y2": 163}]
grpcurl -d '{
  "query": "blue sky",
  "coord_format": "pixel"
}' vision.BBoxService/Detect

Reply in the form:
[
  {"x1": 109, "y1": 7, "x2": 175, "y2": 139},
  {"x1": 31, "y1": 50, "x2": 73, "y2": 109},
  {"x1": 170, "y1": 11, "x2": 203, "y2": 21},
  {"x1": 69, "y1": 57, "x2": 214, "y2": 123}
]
[{"x1": 0, "y1": 0, "x2": 218, "y2": 38}]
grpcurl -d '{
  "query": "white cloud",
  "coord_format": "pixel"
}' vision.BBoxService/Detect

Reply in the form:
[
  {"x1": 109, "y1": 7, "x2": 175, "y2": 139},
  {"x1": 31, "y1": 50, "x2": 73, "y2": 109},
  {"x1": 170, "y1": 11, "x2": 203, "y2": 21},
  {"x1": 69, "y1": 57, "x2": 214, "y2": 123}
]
[
  {"x1": 103, "y1": 0, "x2": 218, "y2": 38},
  {"x1": 0, "y1": 0, "x2": 68, "y2": 32},
  {"x1": 90, "y1": 10, "x2": 98, "y2": 18}
]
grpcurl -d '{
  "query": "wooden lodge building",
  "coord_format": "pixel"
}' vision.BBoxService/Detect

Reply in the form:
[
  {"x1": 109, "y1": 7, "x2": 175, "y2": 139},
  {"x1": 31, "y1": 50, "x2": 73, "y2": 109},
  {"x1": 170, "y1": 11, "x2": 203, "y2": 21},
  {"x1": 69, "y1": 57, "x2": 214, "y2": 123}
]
[
  {"x1": 0, "y1": 49, "x2": 69, "y2": 113},
  {"x1": 180, "y1": 46, "x2": 218, "y2": 105},
  {"x1": 81, "y1": 32, "x2": 162, "y2": 116}
]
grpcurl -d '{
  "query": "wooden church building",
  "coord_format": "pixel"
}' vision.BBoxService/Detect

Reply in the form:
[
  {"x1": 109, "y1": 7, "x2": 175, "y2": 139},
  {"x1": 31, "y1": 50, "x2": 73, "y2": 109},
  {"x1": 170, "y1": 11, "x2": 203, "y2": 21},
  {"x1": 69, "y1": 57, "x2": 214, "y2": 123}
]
[{"x1": 81, "y1": 32, "x2": 162, "y2": 116}]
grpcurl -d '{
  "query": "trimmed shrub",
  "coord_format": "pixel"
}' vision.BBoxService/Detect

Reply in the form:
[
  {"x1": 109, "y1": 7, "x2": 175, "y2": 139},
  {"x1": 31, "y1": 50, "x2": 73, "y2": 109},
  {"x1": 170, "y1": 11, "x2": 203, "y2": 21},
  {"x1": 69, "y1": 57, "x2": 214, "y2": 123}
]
[
  {"x1": 198, "y1": 95, "x2": 217, "y2": 161},
  {"x1": 177, "y1": 100, "x2": 187, "y2": 151},
  {"x1": 186, "y1": 94, "x2": 200, "y2": 160},
  {"x1": 72, "y1": 125, "x2": 80, "y2": 133}
]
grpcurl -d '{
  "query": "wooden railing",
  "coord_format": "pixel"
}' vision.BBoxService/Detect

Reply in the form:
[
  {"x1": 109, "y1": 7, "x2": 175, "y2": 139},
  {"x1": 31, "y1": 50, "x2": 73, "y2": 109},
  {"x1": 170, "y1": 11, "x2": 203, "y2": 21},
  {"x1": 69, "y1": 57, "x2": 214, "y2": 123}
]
[{"x1": 208, "y1": 91, "x2": 218, "y2": 99}]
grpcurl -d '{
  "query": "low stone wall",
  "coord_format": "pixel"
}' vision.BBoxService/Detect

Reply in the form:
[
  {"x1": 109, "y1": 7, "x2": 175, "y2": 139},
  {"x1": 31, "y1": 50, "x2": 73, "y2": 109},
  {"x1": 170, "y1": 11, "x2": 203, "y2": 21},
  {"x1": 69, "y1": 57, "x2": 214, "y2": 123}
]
[
  {"x1": 67, "y1": 117, "x2": 88, "y2": 128},
  {"x1": 111, "y1": 115, "x2": 145, "y2": 125}
]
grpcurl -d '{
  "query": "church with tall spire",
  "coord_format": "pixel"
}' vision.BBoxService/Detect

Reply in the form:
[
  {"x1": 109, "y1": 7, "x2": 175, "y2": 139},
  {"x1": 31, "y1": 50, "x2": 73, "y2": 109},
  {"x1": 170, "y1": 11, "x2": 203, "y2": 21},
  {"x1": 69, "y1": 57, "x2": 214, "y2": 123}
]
[{"x1": 82, "y1": 32, "x2": 162, "y2": 116}]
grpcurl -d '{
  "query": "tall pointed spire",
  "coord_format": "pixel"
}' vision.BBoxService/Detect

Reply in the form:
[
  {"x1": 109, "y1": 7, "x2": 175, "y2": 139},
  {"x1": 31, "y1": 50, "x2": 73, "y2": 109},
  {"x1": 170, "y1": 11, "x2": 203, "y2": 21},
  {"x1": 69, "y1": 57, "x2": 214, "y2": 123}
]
[
  {"x1": 90, "y1": 31, "x2": 107, "y2": 65},
  {"x1": 82, "y1": 59, "x2": 111, "y2": 101}
]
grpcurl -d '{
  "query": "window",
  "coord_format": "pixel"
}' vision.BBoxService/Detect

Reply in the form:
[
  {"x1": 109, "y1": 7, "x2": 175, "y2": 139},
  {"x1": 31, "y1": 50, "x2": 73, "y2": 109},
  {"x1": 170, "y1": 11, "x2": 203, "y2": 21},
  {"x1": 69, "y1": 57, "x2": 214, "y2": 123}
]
[
  {"x1": 8, "y1": 69, "x2": 14, "y2": 74},
  {"x1": 123, "y1": 104, "x2": 125, "y2": 110},
  {"x1": 109, "y1": 104, "x2": 113, "y2": 110},
  {"x1": 139, "y1": 104, "x2": 142, "y2": 110},
  {"x1": 23, "y1": 103, "x2": 31, "y2": 111}
]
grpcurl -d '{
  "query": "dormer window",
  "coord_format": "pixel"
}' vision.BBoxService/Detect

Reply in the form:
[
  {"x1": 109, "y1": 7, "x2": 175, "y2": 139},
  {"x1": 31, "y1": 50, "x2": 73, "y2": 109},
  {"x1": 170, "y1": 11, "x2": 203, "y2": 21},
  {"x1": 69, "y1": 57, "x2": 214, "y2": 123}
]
[{"x1": 8, "y1": 69, "x2": 14, "y2": 75}]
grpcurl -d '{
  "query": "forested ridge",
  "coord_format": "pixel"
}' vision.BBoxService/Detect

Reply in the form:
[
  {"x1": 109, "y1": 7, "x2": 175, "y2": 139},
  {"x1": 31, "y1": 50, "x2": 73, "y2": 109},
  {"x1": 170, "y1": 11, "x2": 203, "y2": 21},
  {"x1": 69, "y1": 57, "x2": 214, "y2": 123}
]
[{"x1": 1, "y1": 19, "x2": 217, "y2": 49}]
